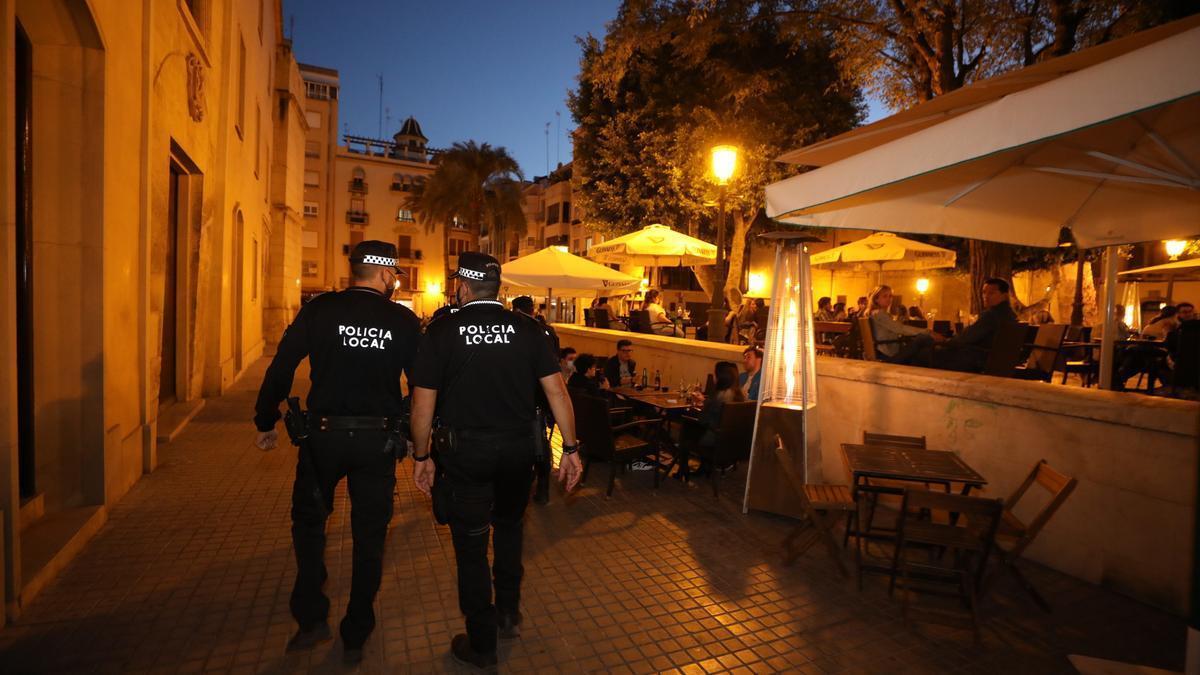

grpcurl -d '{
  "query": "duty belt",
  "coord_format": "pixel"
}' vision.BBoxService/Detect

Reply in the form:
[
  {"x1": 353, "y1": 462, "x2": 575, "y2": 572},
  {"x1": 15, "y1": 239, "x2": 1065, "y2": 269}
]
[{"x1": 316, "y1": 415, "x2": 397, "y2": 432}]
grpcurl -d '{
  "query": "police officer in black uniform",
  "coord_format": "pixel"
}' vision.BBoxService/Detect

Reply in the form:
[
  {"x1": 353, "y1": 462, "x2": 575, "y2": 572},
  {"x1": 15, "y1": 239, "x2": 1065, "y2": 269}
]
[
  {"x1": 409, "y1": 252, "x2": 583, "y2": 670},
  {"x1": 253, "y1": 240, "x2": 421, "y2": 663}
]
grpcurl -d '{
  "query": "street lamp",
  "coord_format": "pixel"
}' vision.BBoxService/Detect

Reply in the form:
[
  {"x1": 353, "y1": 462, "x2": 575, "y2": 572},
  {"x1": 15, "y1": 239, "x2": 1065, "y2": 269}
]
[
  {"x1": 706, "y1": 144, "x2": 739, "y2": 342},
  {"x1": 915, "y1": 277, "x2": 930, "y2": 309},
  {"x1": 1165, "y1": 239, "x2": 1188, "y2": 260}
]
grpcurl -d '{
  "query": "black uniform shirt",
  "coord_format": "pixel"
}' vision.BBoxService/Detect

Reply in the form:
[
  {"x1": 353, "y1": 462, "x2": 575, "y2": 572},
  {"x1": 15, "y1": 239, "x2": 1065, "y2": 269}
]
[
  {"x1": 254, "y1": 287, "x2": 421, "y2": 431},
  {"x1": 411, "y1": 299, "x2": 559, "y2": 430}
]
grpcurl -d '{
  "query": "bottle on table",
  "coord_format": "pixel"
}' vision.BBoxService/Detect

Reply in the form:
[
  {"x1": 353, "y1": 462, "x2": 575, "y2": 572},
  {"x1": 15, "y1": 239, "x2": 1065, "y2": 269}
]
[
  {"x1": 641, "y1": 368, "x2": 648, "y2": 389},
  {"x1": 654, "y1": 369, "x2": 661, "y2": 391}
]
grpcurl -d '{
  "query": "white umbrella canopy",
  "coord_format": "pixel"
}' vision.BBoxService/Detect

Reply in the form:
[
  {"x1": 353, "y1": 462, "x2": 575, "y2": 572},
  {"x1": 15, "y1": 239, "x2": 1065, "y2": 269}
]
[
  {"x1": 1118, "y1": 257, "x2": 1200, "y2": 282},
  {"x1": 765, "y1": 16, "x2": 1200, "y2": 249},
  {"x1": 588, "y1": 223, "x2": 717, "y2": 266},
  {"x1": 810, "y1": 232, "x2": 956, "y2": 272},
  {"x1": 499, "y1": 246, "x2": 642, "y2": 299}
]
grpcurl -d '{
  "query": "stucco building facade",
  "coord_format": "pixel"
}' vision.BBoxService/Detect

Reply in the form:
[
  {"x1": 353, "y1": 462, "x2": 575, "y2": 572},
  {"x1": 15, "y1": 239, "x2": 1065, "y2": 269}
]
[{"x1": 0, "y1": 0, "x2": 305, "y2": 623}]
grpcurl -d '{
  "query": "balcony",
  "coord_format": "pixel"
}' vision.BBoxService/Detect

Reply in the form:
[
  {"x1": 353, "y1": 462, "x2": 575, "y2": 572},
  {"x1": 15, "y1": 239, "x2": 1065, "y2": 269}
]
[
  {"x1": 346, "y1": 210, "x2": 369, "y2": 225},
  {"x1": 390, "y1": 182, "x2": 408, "y2": 192},
  {"x1": 348, "y1": 179, "x2": 368, "y2": 194}
]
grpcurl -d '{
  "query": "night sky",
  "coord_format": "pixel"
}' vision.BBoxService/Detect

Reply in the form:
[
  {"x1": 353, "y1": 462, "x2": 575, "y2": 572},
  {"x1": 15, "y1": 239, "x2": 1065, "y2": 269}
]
[{"x1": 284, "y1": 0, "x2": 886, "y2": 179}]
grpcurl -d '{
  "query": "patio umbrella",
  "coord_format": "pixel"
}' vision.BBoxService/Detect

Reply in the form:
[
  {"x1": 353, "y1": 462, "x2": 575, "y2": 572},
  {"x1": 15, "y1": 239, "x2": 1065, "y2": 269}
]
[
  {"x1": 1118, "y1": 257, "x2": 1200, "y2": 282},
  {"x1": 809, "y1": 232, "x2": 956, "y2": 276},
  {"x1": 587, "y1": 224, "x2": 717, "y2": 267},
  {"x1": 764, "y1": 15, "x2": 1200, "y2": 391},
  {"x1": 499, "y1": 245, "x2": 642, "y2": 300}
]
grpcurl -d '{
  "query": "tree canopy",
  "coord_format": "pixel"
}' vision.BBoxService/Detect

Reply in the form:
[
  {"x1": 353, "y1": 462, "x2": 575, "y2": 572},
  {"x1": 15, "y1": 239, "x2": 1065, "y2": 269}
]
[{"x1": 569, "y1": 0, "x2": 864, "y2": 238}]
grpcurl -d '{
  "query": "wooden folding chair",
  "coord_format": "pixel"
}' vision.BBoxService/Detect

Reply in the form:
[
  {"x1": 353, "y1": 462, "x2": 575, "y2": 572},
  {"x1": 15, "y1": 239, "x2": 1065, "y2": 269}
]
[
  {"x1": 992, "y1": 459, "x2": 1077, "y2": 611},
  {"x1": 862, "y1": 432, "x2": 926, "y2": 449},
  {"x1": 889, "y1": 488, "x2": 1004, "y2": 642},
  {"x1": 853, "y1": 432, "x2": 929, "y2": 548},
  {"x1": 774, "y1": 435, "x2": 856, "y2": 577}
]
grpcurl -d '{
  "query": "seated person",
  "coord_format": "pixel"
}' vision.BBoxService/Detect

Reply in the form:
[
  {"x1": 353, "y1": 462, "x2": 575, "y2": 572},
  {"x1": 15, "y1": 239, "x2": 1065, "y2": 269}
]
[
  {"x1": 934, "y1": 278, "x2": 1018, "y2": 373},
  {"x1": 832, "y1": 302, "x2": 848, "y2": 322},
  {"x1": 907, "y1": 306, "x2": 925, "y2": 322},
  {"x1": 677, "y1": 361, "x2": 745, "y2": 480},
  {"x1": 846, "y1": 296, "x2": 868, "y2": 320},
  {"x1": 1113, "y1": 304, "x2": 1132, "y2": 341},
  {"x1": 643, "y1": 289, "x2": 680, "y2": 337},
  {"x1": 559, "y1": 347, "x2": 577, "y2": 380},
  {"x1": 1118, "y1": 306, "x2": 1177, "y2": 390},
  {"x1": 567, "y1": 353, "x2": 608, "y2": 395},
  {"x1": 815, "y1": 296, "x2": 837, "y2": 322},
  {"x1": 604, "y1": 339, "x2": 637, "y2": 387},
  {"x1": 866, "y1": 285, "x2": 941, "y2": 366},
  {"x1": 1029, "y1": 309, "x2": 1054, "y2": 326},
  {"x1": 739, "y1": 346, "x2": 763, "y2": 400},
  {"x1": 1141, "y1": 305, "x2": 1178, "y2": 340}
]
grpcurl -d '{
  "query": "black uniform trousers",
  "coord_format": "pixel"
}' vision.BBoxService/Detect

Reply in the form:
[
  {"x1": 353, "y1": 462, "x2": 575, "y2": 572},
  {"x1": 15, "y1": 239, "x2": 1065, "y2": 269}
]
[
  {"x1": 290, "y1": 428, "x2": 395, "y2": 648},
  {"x1": 440, "y1": 430, "x2": 536, "y2": 654}
]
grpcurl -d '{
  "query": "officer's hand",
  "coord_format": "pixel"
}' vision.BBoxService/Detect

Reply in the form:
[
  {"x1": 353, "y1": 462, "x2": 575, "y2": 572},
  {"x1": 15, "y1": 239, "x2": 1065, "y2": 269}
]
[
  {"x1": 255, "y1": 430, "x2": 278, "y2": 451},
  {"x1": 558, "y1": 452, "x2": 583, "y2": 492},
  {"x1": 413, "y1": 459, "x2": 435, "y2": 496}
]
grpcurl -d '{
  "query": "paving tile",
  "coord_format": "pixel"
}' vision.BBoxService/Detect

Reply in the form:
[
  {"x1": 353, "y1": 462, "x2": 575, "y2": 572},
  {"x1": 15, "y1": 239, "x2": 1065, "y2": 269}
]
[{"x1": 0, "y1": 357, "x2": 1187, "y2": 674}]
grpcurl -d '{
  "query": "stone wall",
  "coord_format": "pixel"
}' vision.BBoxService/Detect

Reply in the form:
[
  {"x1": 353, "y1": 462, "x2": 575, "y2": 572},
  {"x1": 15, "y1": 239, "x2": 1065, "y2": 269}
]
[{"x1": 555, "y1": 324, "x2": 1199, "y2": 615}]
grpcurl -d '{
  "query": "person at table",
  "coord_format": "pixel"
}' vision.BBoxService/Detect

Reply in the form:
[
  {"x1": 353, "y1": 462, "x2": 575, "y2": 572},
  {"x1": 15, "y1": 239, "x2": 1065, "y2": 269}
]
[
  {"x1": 933, "y1": 278, "x2": 1018, "y2": 373},
  {"x1": 605, "y1": 339, "x2": 637, "y2": 387},
  {"x1": 846, "y1": 296, "x2": 868, "y2": 321},
  {"x1": 739, "y1": 346, "x2": 762, "y2": 400},
  {"x1": 1113, "y1": 304, "x2": 1132, "y2": 341},
  {"x1": 677, "y1": 361, "x2": 745, "y2": 481},
  {"x1": 832, "y1": 301, "x2": 848, "y2": 322},
  {"x1": 567, "y1": 353, "x2": 608, "y2": 396},
  {"x1": 907, "y1": 306, "x2": 924, "y2": 321},
  {"x1": 1140, "y1": 305, "x2": 1178, "y2": 340},
  {"x1": 815, "y1": 297, "x2": 837, "y2": 322},
  {"x1": 643, "y1": 289, "x2": 680, "y2": 336},
  {"x1": 867, "y1": 285, "x2": 942, "y2": 366},
  {"x1": 558, "y1": 347, "x2": 577, "y2": 380},
  {"x1": 1117, "y1": 305, "x2": 1177, "y2": 390}
]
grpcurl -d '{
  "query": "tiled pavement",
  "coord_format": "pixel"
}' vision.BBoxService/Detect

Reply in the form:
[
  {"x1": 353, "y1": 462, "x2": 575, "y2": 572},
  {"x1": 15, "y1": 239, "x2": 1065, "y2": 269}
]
[{"x1": 0, "y1": 358, "x2": 1185, "y2": 673}]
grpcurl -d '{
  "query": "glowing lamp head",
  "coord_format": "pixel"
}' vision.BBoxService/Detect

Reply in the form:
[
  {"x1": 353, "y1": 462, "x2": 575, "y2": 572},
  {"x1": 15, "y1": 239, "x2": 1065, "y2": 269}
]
[
  {"x1": 748, "y1": 272, "x2": 766, "y2": 296},
  {"x1": 1165, "y1": 240, "x2": 1188, "y2": 260},
  {"x1": 553, "y1": 245, "x2": 569, "y2": 253},
  {"x1": 711, "y1": 145, "x2": 738, "y2": 185},
  {"x1": 425, "y1": 280, "x2": 442, "y2": 296},
  {"x1": 915, "y1": 278, "x2": 930, "y2": 294}
]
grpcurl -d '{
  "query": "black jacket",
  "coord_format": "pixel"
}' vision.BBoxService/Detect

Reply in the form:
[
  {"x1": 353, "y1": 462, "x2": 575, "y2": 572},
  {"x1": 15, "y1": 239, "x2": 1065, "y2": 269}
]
[
  {"x1": 942, "y1": 299, "x2": 1018, "y2": 369},
  {"x1": 604, "y1": 355, "x2": 636, "y2": 386}
]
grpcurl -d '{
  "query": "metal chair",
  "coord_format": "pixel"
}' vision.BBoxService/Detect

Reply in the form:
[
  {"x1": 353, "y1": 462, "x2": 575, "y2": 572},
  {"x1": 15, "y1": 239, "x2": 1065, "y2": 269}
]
[
  {"x1": 693, "y1": 401, "x2": 756, "y2": 498},
  {"x1": 571, "y1": 391, "x2": 661, "y2": 497}
]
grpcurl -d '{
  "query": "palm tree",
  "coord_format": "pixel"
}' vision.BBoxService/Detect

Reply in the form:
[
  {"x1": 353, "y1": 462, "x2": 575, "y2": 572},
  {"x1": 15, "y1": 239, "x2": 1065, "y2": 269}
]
[{"x1": 407, "y1": 141, "x2": 526, "y2": 268}]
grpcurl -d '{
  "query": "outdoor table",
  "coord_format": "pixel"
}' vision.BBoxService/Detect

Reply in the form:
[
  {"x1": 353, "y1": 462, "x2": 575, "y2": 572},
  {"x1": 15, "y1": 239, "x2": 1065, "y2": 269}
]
[
  {"x1": 612, "y1": 387, "x2": 696, "y2": 475},
  {"x1": 841, "y1": 443, "x2": 988, "y2": 579}
]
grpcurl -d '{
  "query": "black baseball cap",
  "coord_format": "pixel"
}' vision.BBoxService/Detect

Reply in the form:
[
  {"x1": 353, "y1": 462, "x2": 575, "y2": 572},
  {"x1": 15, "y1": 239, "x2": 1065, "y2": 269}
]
[
  {"x1": 349, "y1": 240, "x2": 405, "y2": 274},
  {"x1": 450, "y1": 251, "x2": 500, "y2": 282}
]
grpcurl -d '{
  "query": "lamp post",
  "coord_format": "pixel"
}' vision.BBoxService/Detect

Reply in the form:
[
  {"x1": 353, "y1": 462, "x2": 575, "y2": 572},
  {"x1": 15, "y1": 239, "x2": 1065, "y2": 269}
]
[{"x1": 706, "y1": 144, "x2": 738, "y2": 342}]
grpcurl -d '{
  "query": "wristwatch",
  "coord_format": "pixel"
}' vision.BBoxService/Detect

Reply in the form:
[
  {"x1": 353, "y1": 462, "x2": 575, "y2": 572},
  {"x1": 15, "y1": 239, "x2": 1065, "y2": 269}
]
[{"x1": 562, "y1": 442, "x2": 580, "y2": 455}]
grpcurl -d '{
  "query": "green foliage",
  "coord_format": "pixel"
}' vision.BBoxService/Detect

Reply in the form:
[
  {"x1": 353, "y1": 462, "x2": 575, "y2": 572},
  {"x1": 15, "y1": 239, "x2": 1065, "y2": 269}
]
[
  {"x1": 569, "y1": 0, "x2": 864, "y2": 240},
  {"x1": 407, "y1": 140, "x2": 526, "y2": 247}
]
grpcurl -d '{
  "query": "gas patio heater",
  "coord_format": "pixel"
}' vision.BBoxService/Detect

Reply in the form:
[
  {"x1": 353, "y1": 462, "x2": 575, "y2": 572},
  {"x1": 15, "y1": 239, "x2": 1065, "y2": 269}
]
[{"x1": 742, "y1": 232, "x2": 822, "y2": 518}]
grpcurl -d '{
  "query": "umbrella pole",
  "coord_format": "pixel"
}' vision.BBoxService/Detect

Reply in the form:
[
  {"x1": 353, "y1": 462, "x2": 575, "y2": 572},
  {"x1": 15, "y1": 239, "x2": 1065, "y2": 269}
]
[{"x1": 1098, "y1": 247, "x2": 1118, "y2": 390}]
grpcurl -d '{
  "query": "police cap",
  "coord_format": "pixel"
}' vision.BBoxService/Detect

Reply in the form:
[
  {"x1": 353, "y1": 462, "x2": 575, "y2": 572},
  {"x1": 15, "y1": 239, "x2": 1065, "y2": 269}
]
[
  {"x1": 450, "y1": 251, "x2": 501, "y2": 282},
  {"x1": 350, "y1": 240, "x2": 405, "y2": 274}
]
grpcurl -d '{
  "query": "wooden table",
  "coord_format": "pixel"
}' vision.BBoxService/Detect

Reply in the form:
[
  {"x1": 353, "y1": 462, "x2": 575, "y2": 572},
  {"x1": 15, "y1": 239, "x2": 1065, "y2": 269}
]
[
  {"x1": 841, "y1": 443, "x2": 987, "y2": 496},
  {"x1": 611, "y1": 387, "x2": 693, "y2": 412},
  {"x1": 841, "y1": 443, "x2": 988, "y2": 579}
]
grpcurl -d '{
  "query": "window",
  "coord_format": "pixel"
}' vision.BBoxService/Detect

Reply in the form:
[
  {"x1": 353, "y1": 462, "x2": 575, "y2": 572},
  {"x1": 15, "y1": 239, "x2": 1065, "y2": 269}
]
[
  {"x1": 399, "y1": 267, "x2": 419, "y2": 292},
  {"x1": 304, "y1": 81, "x2": 336, "y2": 100},
  {"x1": 562, "y1": 202, "x2": 571, "y2": 222},
  {"x1": 302, "y1": 260, "x2": 318, "y2": 277},
  {"x1": 305, "y1": 110, "x2": 321, "y2": 128},
  {"x1": 448, "y1": 238, "x2": 469, "y2": 256},
  {"x1": 585, "y1": 236, "x2": 593, "y2": 252},
  {"x1": 254, "y1": 102, "x2": 261, "y2": 177},
  {"x1": 303, "y1": 201, "x2": 318, "y2": 217},
  {"x1": 350, "y1": 198, "x2": 365, "y2": 212},
  {"x1": 305, "y1": 140, "x2": 319, "y2": 157},
  {"x1": 302, "y1": 231, "x2": 318, "y2": 248},
  {"x1": 396, "y1": 208, "x2": 414, "y2": 222},
  {"x1": 251, "y1": 237, "x2": 259, "y2": 301},
  {"x1": 397, "y1": 235, "x2": 412, "y2": 257},
  {"x1": 235, "y1": 35, "x2": 246, "y2": 138},
  {"x1": 546, "y1": 203, "x2": 560, "y2": 225},
  {"x1": 304, "y1": 170, "x2": 319, "y2": 187}
]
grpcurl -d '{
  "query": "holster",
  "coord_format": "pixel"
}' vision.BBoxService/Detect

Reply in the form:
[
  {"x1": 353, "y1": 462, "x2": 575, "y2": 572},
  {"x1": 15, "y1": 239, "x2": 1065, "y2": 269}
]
[{"x1": 284, "y1": 397, "x2": 328, "y2": 517}]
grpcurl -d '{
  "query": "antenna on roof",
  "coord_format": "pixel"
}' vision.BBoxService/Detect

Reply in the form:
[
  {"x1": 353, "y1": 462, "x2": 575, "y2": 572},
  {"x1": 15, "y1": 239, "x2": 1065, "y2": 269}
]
[
  {"x1": 377, "y1": 75, "x2": 384, "y2": 138},
  {"x1": 288, "y1": 14, "x2": 294, "y2": 41},
  {"x1": 544, "y1": 121, "x2": 550, "y2": 175},
  {"x1": 555, "y1": 111, "x2": 561, "y2": 167}
]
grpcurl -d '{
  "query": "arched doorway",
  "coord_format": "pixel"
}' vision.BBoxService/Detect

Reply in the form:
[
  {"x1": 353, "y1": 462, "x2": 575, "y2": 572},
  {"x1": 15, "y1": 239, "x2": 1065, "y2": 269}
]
[{"x1": 12, "y1": 0, "x2": 105, "y2": 521}]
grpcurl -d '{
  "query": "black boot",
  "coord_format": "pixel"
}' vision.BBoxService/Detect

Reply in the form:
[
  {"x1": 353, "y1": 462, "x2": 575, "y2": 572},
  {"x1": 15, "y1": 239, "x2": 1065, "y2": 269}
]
[
  {"x1": 285, "y1": 622, "x2": 331, "y2": 652},
  {"x1": 451, "y1": 634, "x2": 497, "y2": 670},
  {"x1": 498, "y1": 612, "x2": 522, "y2": 640}
]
